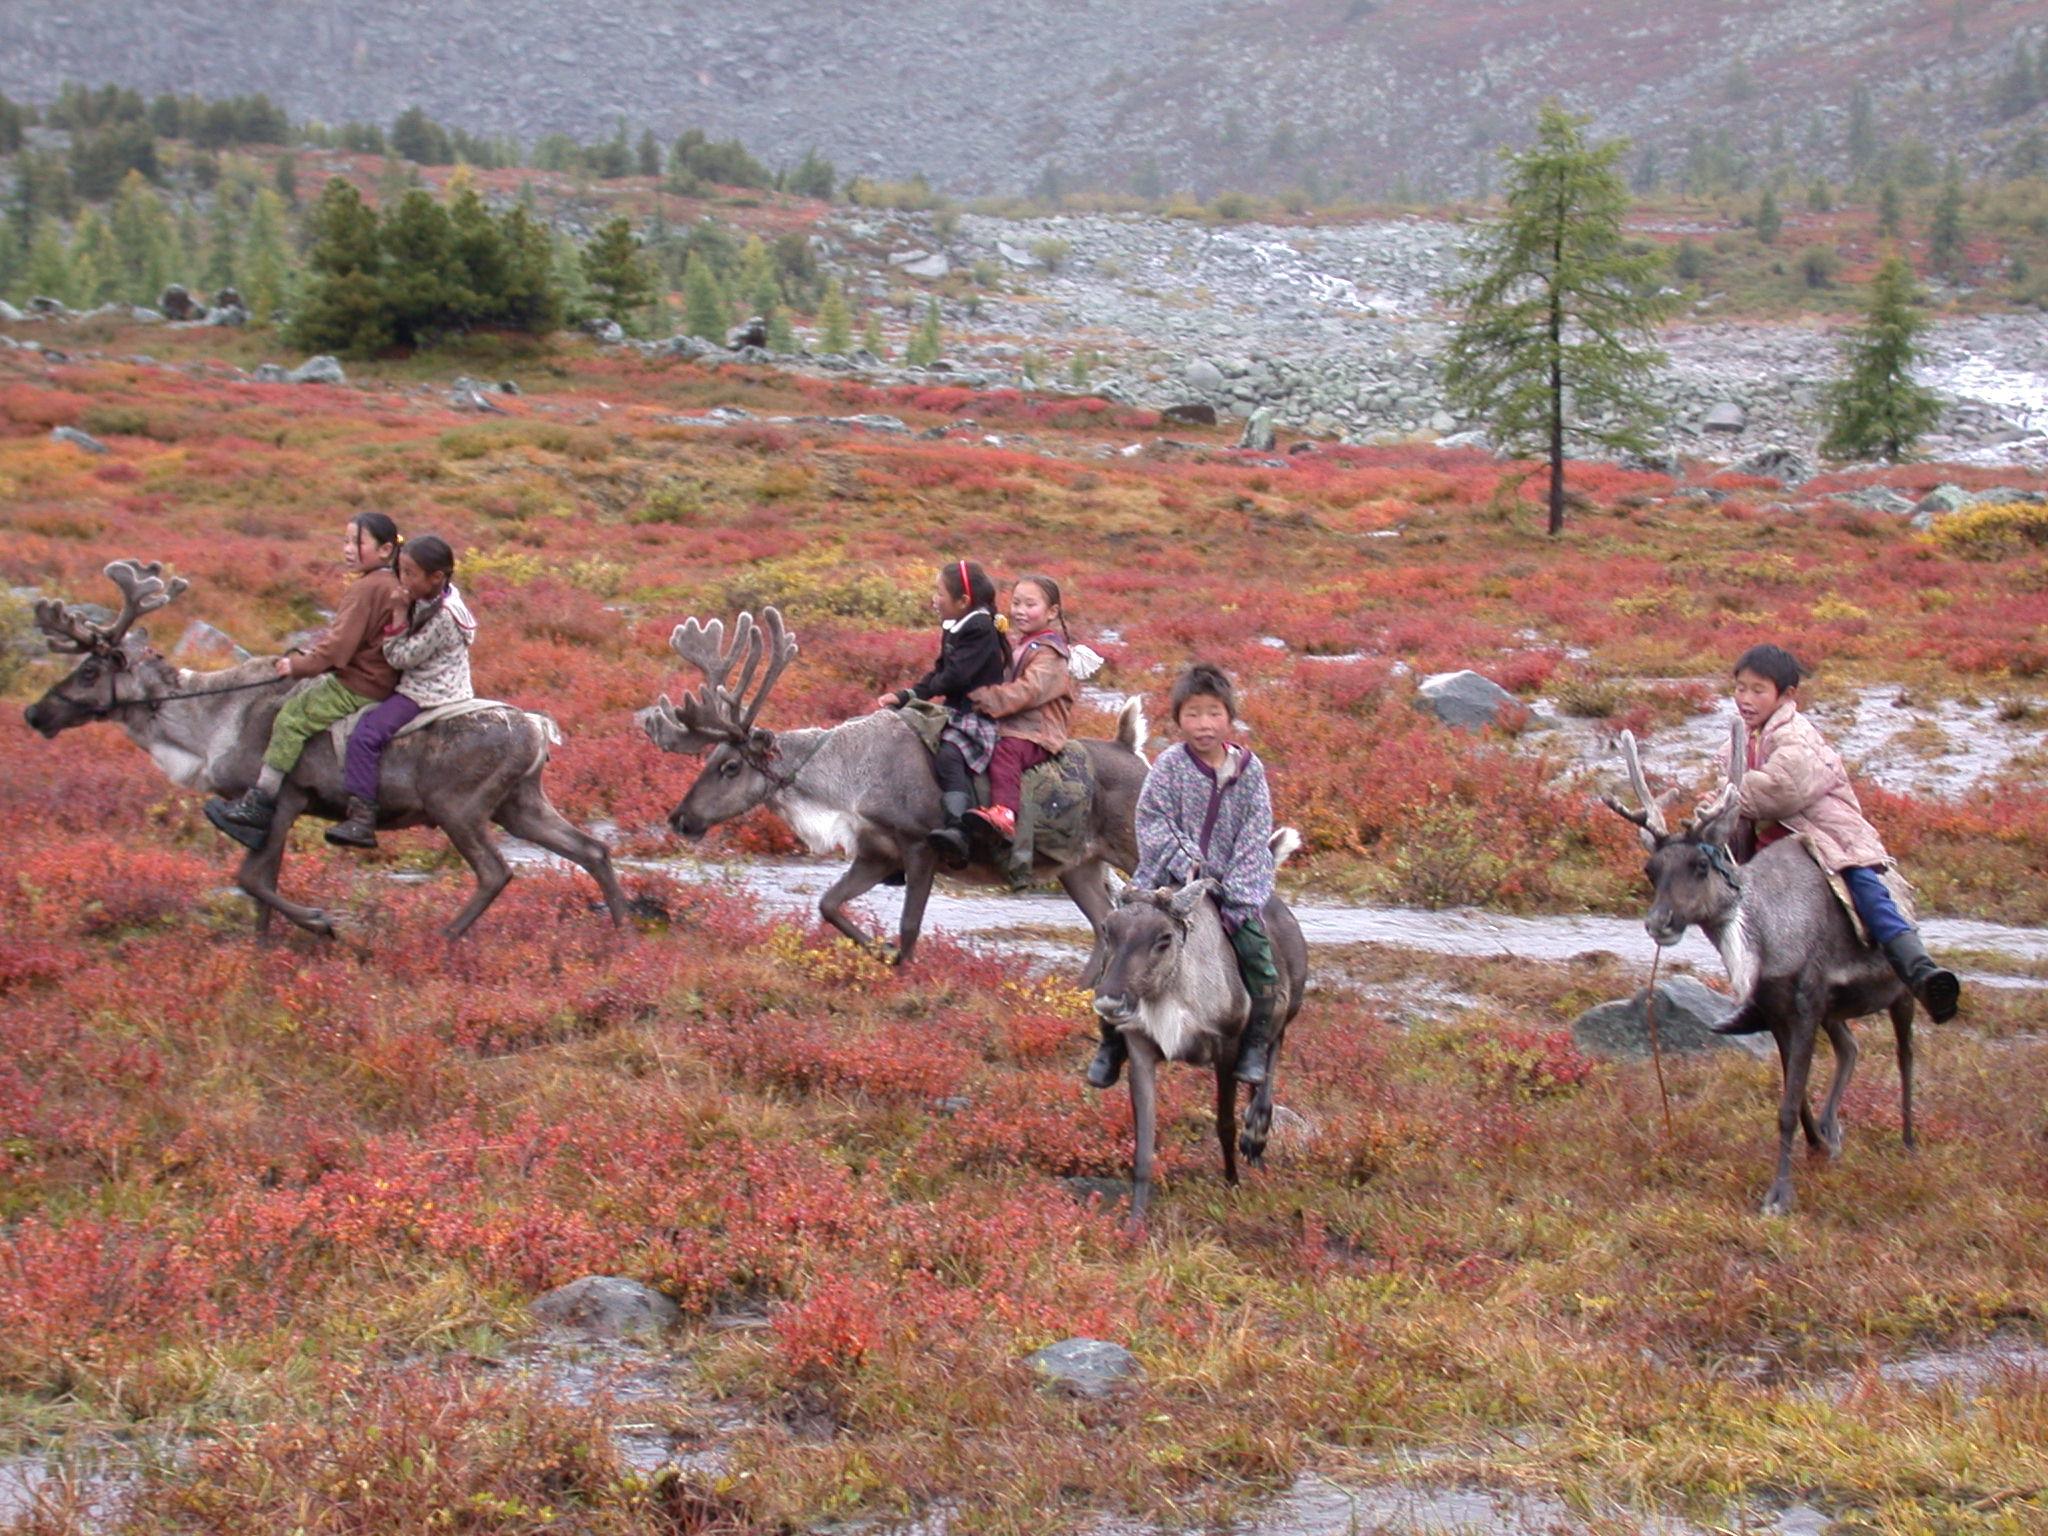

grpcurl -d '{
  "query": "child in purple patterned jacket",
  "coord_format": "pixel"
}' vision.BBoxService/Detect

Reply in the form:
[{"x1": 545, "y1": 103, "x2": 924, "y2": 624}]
[{"x1": 1089, "y1": 662, "x2": 1282, "y2": 1091}]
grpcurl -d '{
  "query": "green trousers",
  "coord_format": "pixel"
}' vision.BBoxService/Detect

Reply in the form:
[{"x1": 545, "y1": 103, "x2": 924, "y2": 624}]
[
  {"x1": 1229, "y1": 916, "x2": 1280, "y2": 1005},
  {"x1": 263, "y1": 675, "x2": 376, "y2": 775}
]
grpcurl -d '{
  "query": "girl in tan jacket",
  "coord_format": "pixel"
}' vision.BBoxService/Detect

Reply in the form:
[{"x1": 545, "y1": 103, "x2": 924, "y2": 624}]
[
  {"x1": 1720, "y1": 643, "x2": 1960, "y2": 1024},
  {"x1": 966, "y1": 573, "x2": 1077, "y2": 840}
]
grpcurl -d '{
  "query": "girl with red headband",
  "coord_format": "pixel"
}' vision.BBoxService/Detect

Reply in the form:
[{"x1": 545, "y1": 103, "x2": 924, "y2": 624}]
[{"x1": 876, "y1": 560, "x2": 1010, "y2": 865}]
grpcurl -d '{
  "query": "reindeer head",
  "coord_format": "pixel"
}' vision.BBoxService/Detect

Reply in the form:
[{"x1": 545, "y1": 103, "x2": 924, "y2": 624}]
[
  {"x1": 637, "y1": 607, "x2": 800, "y2": 837},
  {"x1": 1599, "y1": 722, "x2": 1748, "y2": 946},
  {"x1": 1091, "y1": 878, "x2": 1218, "y2": 1024},
  {"x1": 22, "y1": 560, "x2": 188, "y2": 738}
]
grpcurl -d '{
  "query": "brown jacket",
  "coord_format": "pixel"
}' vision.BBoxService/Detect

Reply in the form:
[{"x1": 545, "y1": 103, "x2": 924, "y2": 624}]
[
  {"x1": 285, "y1": 567, "x2": 406, "y2": 700},
  {"x1": 1736, "y1": 697, "x2": 1890, "y2": 872},
  {"x1": 970, "y1": 631, "x2": 1075, "y2": 753}
]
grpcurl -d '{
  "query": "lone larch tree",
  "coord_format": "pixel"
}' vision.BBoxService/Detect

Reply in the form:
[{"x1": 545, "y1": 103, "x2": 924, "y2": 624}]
[
  {"x1": 1441, "y1": 102, "x2": 1670, "y2": 536},
  {"x1": 1821, "y1": 253, "x2": 1943, "y2": 464}
]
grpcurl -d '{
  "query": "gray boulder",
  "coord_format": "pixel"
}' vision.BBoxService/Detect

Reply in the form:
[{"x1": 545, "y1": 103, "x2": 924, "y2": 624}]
[
  {"x1": 997, "y1": 240, "x2": 1040, "y2": 268},
  {"x1": 203, "y1": 303, "x2": 249, "y2": 328},
  {"x1": 251, "y1": 363, "x2": 289, "y2": 383},
  {"x1": 886, "y1": 248, "x2": 932, "y2": 267},
  {"x1": 287, "y1": 355, "x2": 346, "y2": 385},
  {"x1": 51, "y1": 425, "x2": 108, "y2": 455},
  {"x1": 1621, "y1": 449, "x2": 1683, "y2": 477},
  {"x1": 1160, "y1": 402, "x2": 1218, "y2": 427},
  {"x1": 1729, "y1": 446, "x2": 1814, "y2": 486},
  {"x1": 531, "y1": 1275, "x2": 680, "y2": 1339},
  {"x1": 829, "y1": 413, "x2": 909, "y2": 434},
  {"x1": 158, "y1": 284, "x2": 202, "y2": 321},
  {"x1": 1913, "y1": 484, "x2": 1971, "y2": 518},
  {"x1": 580, "y1": 317, "x2": 626, "y2": 345},
  {"x1": 1414, "y1": 669, "x2": 1517, "y2": 731},
  {"x1": 1571, "y1": 976, "x2": 1770, "y2": 1060},
  {"x1": 1185, "y1": 358, "x2": 1225, "y2": 395},
  {"x1": 28, "y1": 296, "x2": 68, "y2": 316},
  {"x1": 1024, "y1": 1337, "x2": 1138, "y2": 1398},
  {"x1": 0, "y1": 299, "x2": 22, "y2": 322},
  {"x1": 1238, "y1": 406, "x2": 1277, "y2": 451},
  {"x1": 1701, "y1": 401, "x2": 1748, "y2": 435},
  {"x1": 901, "y1": 252, "x2": 952, "y2": 280}
]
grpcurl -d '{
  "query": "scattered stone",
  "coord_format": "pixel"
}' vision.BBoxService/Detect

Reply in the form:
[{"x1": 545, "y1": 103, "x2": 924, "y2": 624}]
[
  {"x1": 580, "y1": 317, "x2": 625, "y2": 344},
  {"x1": 1621, "y1": 449, "x2": 1683, "y2": 476},
  {"x1": 1413, "y1": 669, "x2": 1517, "y2": 731},
  {"x1": 930, "y1": 1095, "x2": 973, "y2": 1115},
  {"x1": 887, "y1": 248, "x2": 932, "y2": 267},
  {"x1": 28, "y1": 296, "x2": 68, "y2": 316},
  {"x1": 1571, "y1": 976, "x2": 1771, "y2": 1061},
  {"x1": 900, "y1": 252, "x2": 952, "y2": 280},
  {"x1": 1184, "y1": 358, "x2": 1225, "y2": 394},
  {"x1": 51, "y1": 425, "x2": 108, "y2": 454},
  {"x1": 1701, "y1": 401, "x2": 1748, "y2": 434},
  {"x1": 531, "y1": 1276, "x2": 680, "y2": 1339},
  {"x1": 828, "y1": 413, "x2": 909, "y2": 434},
  {"x1": 251, "y1": 363, "x2": 288, "y2": 383},
  {"x1": 997, "y1": 240, "x2": 1040, "y2": 268},
  {"x1": 1160, "y1": 402, "x2": 1217, "y2": 427},
  {"x1": 203, "y1": 302, "x2": 249, "y2": 327},
  {"x1": 157, "y1": 284, "x2": 202, "y2": 321},
  {"x1": 1426, "y1": 409, "x2": 1457, "y2": 434},
  {"x1": 498, "y1": 379, "x2": 521, "y2": 395},
  {"x1": 1238, "y1": 405, "x2": 1277, "y2": 451},
  {"x1": 286, "y1": 355, "x2": 346, "y2": 385},
  {"x1": 212, "y1": 286, "x2": 244, "y2": 311},
  {"x1": 1437, "y1": 429, "x2": 1495, "y2": 453},
  {"x1": 0, "y1": 298, "x2": 23, "y2": 322},
  {"x1": 1024, "y1": 1338, "x2": 1137, "y2": 1398},
  {"x1": 727, "y1": 316, "x2": 769, "y2": 350},
  {"x1": 128, "y1": 306, "x2": 163, "y2": 324},
  {"x1": 1834, "y1": 485, "x2": 1917, "y2": 516},
  {"x1": 1913, "y1": 484, "x2": 1972, "y2": 518},
  {"x1": 449, "y1": 386, "x2": 505, "y2": 413},
  {"x1": 1728, "y1": 446, "x2": 1814, "y2": 486}
]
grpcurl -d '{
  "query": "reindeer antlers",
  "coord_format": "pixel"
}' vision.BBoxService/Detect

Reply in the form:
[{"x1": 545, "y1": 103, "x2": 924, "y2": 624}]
[
  {"x1": 32, "y1": 559, "x2": 189, "y2": 656},
  {"x1": 646, "y1": 607, "x2": 801, "y2": 753},
  {"x1": 1599, "y1": 719, "x2": 1750, "y2": 850}
]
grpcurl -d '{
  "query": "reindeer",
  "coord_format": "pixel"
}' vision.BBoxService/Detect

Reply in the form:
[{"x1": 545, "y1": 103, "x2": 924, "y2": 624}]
[
  {"x1": 23, "y1": 560, "x2": 629, "y2": 940},
  {"x1": 1601, "y1": 724, "x2": 1917, "y2": 1217},
  {"x1": 1089, "y1": 832, "x2": 1308, "y2": 1225},
  {"x1": 639, "y1": 607, "x2": 1147, "y2": 964}
]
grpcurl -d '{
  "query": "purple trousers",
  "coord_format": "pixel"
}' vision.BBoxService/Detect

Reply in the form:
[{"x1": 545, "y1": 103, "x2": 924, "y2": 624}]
[{"x1": 343, "y1": 693, "x2": 421, "y2": 802}]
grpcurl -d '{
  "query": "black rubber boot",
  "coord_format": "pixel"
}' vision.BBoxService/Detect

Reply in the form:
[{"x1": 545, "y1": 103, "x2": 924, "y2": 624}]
[
  {"x1": 1882, "y1": 932, "x2": 1961, "y2": 1023},
  {"x1": 1084, "y1": 1021, "x2": 1127, "y2": 1089},
  {"x1": 204, "y1": 788, "x2": 275, "y2": 850},
  {"x1": 926, "y1": 791, "x2": 972, "y2": 869},
  {"x1": 1233, "y1": 990, "x2": 1280, "y2": 1086},
  {"x1": 324, "y1": 796, "x2": 379, "y2": 849}
]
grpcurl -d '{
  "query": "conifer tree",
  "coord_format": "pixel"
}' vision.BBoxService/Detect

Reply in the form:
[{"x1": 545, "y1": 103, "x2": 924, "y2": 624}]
[
  {"x1": 1929, "y1": 170, "x2": 1966, "y2": 276},
  {"x1": 765, "y1": 304, "x2": 796, "y2": 353},
  {"x1": 240, "y1": 188, "x2": 292, "y2": 321},
  {"x1": 110, "y1": 170, "x2": 177, "y2": 302},
  {"x1": 379, "y1": 188, "x2": 470, "y2": 344},
  {"x1": 1755, "y1": 185, "x2": 1782, "y2": 245},
  {"x1": 681, "y1": 250, "x2": 727, "y2": 339},
  {"x1": 550, "y1": 228, "x2": 592, "y2": 320},
  {"x1": 1439, "y1": 101, "x2": 1669, "y2": 536},
  {"x1": 581, "y1": 215, "x2": 655, "y2": 328},
  {"x1": 24, "y1": 220, "x2": 74, "y2": 305},
  {"x1": 1821, "y1": 253, "x2": 1942, "y2": 463},
  {"x1": 862, "y1": 313, "x2": 886, "y2": 358},
  {"x1": 737, "y1": 234, "x2": 779, "y2": 315},
  {"x1": 906, "y1": 297, "x2": 943, "y2": 366},
  {"x1": 289, "y1": 177, "x2": 388, "y2": 352},
  {"x1": 818, "y1": 276, "x2": 853, "y2": 353},
  {"x1": 1876, "y1": 178, "x2": 1903, "y2": 239},
  {"x1": 70, "y1": 212, "x2": 121, "y2": 304}
]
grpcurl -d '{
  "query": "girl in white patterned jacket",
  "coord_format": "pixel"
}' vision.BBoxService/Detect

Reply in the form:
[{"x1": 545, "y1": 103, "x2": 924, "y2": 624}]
[{"x1": 327, "y1": 535, "x2": 477, "y2": 850}]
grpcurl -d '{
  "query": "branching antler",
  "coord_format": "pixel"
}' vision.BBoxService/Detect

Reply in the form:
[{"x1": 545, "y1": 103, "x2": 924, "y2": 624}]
[
  {"x1": 31, "y1": 559, "x2": 188, "y2": 656},
  {"x1": 649, "y1": 607, "x2": 802, "y2": 753},
  {"x1": 1598, "y1": 729, "x2": 1672, "y2": 850}
]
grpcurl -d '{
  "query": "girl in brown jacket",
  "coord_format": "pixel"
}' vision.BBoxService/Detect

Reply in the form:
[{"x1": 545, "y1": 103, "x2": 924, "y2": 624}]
[{"x1": 966, "y1": 573, "x2": 1077, "y2": 840}]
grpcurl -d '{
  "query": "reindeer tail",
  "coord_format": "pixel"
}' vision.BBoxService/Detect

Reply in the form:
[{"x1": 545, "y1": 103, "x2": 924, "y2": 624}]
[
  {"x1": 1269, "y1": 827, "x2": 1303, "y2": 868},
  {"x1": 1116, "y1": 696, "x2": 1149, "y2": 763}
]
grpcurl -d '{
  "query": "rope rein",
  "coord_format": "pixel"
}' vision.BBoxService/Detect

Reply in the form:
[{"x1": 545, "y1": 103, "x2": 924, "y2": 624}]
[{"x1": 1645, "y1": 946, "x2": 1673, "y2": 1138}]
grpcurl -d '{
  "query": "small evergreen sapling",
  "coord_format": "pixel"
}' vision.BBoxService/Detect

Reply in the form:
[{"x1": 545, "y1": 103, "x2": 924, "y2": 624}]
[{"x1": 1821, "y1": 254, "x2": 1943, "y2": 464}]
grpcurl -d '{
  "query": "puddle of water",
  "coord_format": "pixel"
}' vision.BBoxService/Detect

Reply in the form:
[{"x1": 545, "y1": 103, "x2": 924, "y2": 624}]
[
  {"x1": 1866, "y1": 1337, "x2": 2048, "y2": 1396},
  {"x1": 0, "y1": 1451, "x2": 136, "y2": 1531},
  {"x1": 505, "y1": 1334, "x2": 747, "y2": 1478}
]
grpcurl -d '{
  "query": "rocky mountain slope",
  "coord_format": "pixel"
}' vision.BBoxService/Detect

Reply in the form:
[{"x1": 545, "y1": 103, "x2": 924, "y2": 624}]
[{"x1": 4, "y1": 0, "x2": 2046, "y2": 197}]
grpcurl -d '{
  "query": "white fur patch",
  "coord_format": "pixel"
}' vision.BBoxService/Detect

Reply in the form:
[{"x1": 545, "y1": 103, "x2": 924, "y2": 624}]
[
  {"x1": 1712, "y1": 914, "x2": 1762, "y2": 1002},
  {"x1": 1130, "y1": 994, "x2": 1217, "y2": 1064},
  {"x1": 146, "y1": 740, "x2": 209, "y2": 788},
  {"x1": 779, "y1": 793, "x2": 868, "y2": 859}
]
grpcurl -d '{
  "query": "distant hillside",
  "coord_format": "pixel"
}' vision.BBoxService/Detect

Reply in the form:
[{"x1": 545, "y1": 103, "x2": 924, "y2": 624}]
[{"x1": 3, "y1": 0, "x2": 2046, "y2": 197}]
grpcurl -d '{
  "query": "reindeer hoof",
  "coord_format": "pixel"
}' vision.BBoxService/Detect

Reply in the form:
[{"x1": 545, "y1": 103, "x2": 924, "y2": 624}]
[{"x1": 1760, "y1": 1189, "x2": 1793, "y2": 1218}]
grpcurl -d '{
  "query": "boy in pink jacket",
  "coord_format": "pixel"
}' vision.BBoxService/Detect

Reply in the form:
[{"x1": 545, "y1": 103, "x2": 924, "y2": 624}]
[{"x1": 1716, "y1": 643, "x2": 1961, "y2": 1028}]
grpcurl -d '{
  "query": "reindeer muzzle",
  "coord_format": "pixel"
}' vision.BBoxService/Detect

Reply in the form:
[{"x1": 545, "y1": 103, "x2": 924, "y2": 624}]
[{"x1": 1092, "y1": 993, "x2": 1135, "y2": 1024}]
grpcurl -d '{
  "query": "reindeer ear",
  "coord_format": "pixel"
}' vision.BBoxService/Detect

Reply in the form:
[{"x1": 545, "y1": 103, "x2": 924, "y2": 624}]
[
  {"x1": 1167, "y1": 879, "x2": 1217, "y2": 924},
  {"x1": 748, "y1": 726, "x2": 775, "y2": 756}
]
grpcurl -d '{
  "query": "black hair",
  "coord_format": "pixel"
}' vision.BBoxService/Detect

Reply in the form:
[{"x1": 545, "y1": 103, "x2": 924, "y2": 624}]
[
  {"x1": 1013, "y1": 571, "x2": 1071, "y2": 644},
  {"x1": 939, "y1": 559, "x2": 997, "y2": 614},
  {"x1": 1733, "y1": 643, "x2": 1807, "y2": 693},
  {"x1": 351, "y1": 510, "x2": 404, "y2": 574},
  {"x1": 400, "y1": 534, "x2": 457, "y2": 634},
  {"x1": 1170, "y1": 661, "x2": 1238, "y2": 722}
]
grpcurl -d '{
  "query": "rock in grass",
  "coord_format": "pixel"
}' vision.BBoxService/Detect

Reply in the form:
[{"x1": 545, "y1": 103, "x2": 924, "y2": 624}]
[
  {"x1": 1238, "y1": 405, "x2": 1277, "y2": 451},
  {"x1": 1571, "y1": 976, "x2": 1770, "y2": 1060},
  {"x1": 1413, "y1": 669, "x2": 1516, "y2": 730},
  {"x1": 287, "y1": 355, "x2": 346, "y2": 385},
  {"x1": 1025, "y1": 1337, "x2": 1137, "y2": 1397},
  {"x1": 1160, "y1": 402, "x2": 1217, "y2": 427},
  {"x1": 51, "y1": 425, "x2": 108, "y2": 454},
  {"x1": 532, "y1": 1275, "x2": 680, "y2": 1338}
]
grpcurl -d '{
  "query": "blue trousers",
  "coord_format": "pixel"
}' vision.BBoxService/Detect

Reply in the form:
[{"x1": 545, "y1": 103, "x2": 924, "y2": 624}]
[{"x1": 1843, "y1": 865, "x2": 1913, "y2": 944}]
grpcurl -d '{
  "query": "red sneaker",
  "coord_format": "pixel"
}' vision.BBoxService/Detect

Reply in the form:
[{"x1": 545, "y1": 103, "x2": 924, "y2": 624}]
[{"x1": 968, "y1": 804, "x2": 1017, "y2": 840}]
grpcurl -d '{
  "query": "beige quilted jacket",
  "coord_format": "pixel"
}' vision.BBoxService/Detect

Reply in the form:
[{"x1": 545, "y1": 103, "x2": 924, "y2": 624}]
[{"x1": 1736, "y1": 697, "x2": 1889, "y2": 872}]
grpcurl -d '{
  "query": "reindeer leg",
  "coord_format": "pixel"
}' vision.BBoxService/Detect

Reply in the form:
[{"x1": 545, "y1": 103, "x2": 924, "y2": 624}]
[
  {"x1": 893, "y1": 841, "x2": 937, "y2": 966},
  {"x1": 1126, "y1": 1035, "x2": 1162, "y2": 1232},
  {"x1": 440, "y1": 817, "x2": 513, "y2": 940},
  {"x1": 818, "y1": 852, "x2": 896, "y2": 954},
  {"x1": 1767, "y1": 1013, "x2": 1826, "y2": 1150},
  {"x1": 493, "y1": 787, "x2": 629, "y2": 928},
  {"x1": 1891, "y1": 994, "x2": 1917, "y2": 1151},
  {"x1": 1240, "y1": 1046, "x2": 1279, "y2": 1167},
  {"x1": 1215, "y1": 1064, "x2": 1240, "y2": 1189},
  {"x1": 1060, "y1": 862, "x2": 1114, "y2": 989},
  {"x1": 234, "y1": 787, "x2": 335, "y2": 938},
  {"x1": 1763, "y1": 1005, "x2": 1821, "y2": 1217},
  {"x1": 1814, "y1": 1015, "x2": 1858, "y2": 1159}
]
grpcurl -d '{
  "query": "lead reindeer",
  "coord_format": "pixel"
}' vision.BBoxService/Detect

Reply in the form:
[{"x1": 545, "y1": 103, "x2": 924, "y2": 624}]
[
  {"x1": 1089, "y1": 832, "x2": 1309, "y2": 1225},
  {"x1": 1602, "y1": 723, "x2": 1919, "y2": 1216},
  {"x1": 23, "y1": 560, "x2": 629, "y2": 939},
  {"x1": 640, "y1": 607, "x2": 1148, "y2": 963}
]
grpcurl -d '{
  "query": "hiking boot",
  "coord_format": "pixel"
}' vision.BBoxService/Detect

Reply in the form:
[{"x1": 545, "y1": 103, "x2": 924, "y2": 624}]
[
  {"x1": 324, "y1": 796, "x2": 379, "y2": 850},
  {"x1": 926, "y1": 791, "x2": 973, "y2": 869},
  {"x1": 1084, "y1": 1022, "x2": 1127, "y2": 1089},
  {"x1": 204, "y1": 788, "x2": 275, "y2": 850},
  {"x1": 1233, "y1": 991, "x2": 1280, "y2": 1087},
  {"x1": 968, "y1": 803, "x2": 1016, "y2": 841},
  {"x1": 1882, "y1": 932, "x2": 1961, "y2": 1023}
]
